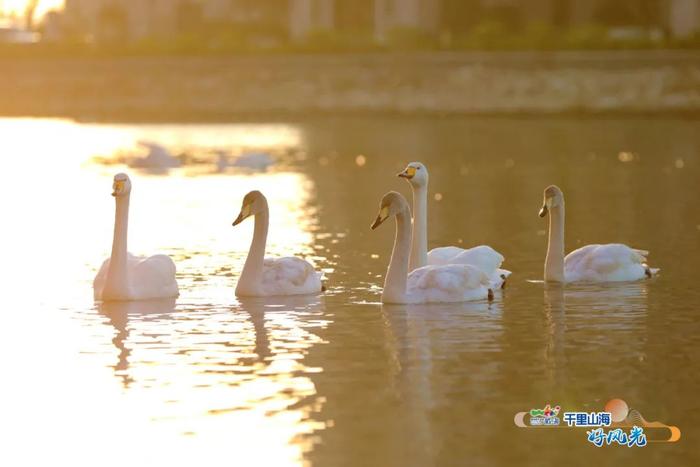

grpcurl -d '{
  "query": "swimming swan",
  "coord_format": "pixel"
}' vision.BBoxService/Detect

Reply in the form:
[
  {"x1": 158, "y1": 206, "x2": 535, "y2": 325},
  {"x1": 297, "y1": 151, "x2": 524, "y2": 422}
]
[
  {"x1": 94, "y1": 174, "x2": 179, "y2": 301},
  {"x1": 398, "y1": 162, "x2": 511, "y2": 288},
  {"x1": 539, "y1": 185, "x2": 659, "y2": 283},
  {"x1": 232, "y1": 190, "x2": 323, "y2": 297},
  {"x1": 371, "y1": 192, "x2": 494, "y2": 304}
]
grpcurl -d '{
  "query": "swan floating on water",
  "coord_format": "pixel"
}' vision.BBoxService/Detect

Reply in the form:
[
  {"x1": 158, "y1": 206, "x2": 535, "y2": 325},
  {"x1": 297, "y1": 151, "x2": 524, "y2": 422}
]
[
  {"x1": 398, "y1": 162, "x2": 510, "y2": 288},
  {"x1": 128, "y1": 141, "x2": 181, "y2": 170},
  {"x1": 215, "y1": 151, "x2": 274, "y2": 173},
  {"x1": 94, "y1": 174, "x2": 179, "y2": 301},
  {"x1": 232, "y1": 190, "x2": 323, "y2": 297},
  {"x1": 371, "y1": 191, "x2": 493, "y2": 304},
  {"x1": 539, "y1": 185, "x2": 659, "y2": 283},
  {"x1": 233, "y1": 152, "x2": 274, "y2": 171}
]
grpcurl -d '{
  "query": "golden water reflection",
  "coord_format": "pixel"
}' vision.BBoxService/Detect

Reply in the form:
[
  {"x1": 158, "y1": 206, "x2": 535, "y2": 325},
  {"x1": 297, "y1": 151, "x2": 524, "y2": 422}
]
[{"x1": 0, "y1": 118, "x2": 323, "y2": 467}]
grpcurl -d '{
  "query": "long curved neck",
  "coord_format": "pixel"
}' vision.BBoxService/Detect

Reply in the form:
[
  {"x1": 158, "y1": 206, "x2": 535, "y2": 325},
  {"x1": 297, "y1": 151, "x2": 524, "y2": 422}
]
[
  {"x1": 383, "y1": 209, "x2": 411, "y2": 302},
  {"x1": 544, "y1": 203, "x2": 565, "y2": 282},
  {"x1": 106, "y1": 195, "x2": 130, "y2": 295},
  {"x1": 237, "y1": 201, "x2": 269, "y2": 295},
  {"x1": 410, "y1": 184, "x2": 428, "y2": 270}
]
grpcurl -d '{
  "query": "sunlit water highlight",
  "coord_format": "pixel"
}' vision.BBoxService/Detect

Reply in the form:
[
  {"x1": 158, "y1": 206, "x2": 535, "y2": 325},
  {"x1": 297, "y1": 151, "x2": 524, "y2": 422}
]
[{"x1": 0, "y1": 117, "x2": 698, "y2": 466}]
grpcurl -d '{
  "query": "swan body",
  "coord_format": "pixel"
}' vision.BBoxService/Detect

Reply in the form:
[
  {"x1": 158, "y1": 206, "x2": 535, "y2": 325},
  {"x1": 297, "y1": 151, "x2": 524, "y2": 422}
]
[
  {"x1": 372, "y1": 192, "x2": 493, "y2": 304},
  {"x1": 563, "y1": 244, "x2": 657, "y2": 282},
  {"x1": 232, "y1": 152, "x2": 274, "y2": 171},
  {"x1": 129, "y1": 141, "x2": 180, "y2": 169},
  {"x1": 233, "y1": 191, "x2": 323, "y2": 297},
  {"x1": 539, "y1": 185, "x2": 659, "y2": 283},
  {"x1": 94, "y1": 174, "x2": 179, "y2": 301},
  {"x1": 398, "y1": 162, "x2": 511, "y2": 288},
  {"x1": 427, "y1": 245, "x2": 510, "y2": 286}
]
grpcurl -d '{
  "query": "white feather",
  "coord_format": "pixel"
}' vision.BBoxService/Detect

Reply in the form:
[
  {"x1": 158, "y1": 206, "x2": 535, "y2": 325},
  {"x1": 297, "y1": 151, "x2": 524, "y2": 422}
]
[
  {"x1": 94, "y1": 253, "x2": 179, "y2": 301},
  {"x1": 564, "y1": 243, "x2": 656, "y2": 283},
  {"x1": 403, "y1": 263, "x2": 492, "y2": 304},
  {"x1": 260, "y1": 257, "x2": 323, "y2": 296},
  {"x1": 427, "y1": 245, "x2": 511, "y2": 288}
]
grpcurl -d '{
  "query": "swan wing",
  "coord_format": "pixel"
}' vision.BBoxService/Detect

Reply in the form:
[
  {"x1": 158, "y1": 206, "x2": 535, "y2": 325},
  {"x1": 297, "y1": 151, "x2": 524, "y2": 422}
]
[
  {"x1": 407, "y1": 264, "x2": 491, "y2": 303},
  {"x1": 426, "y1": 246, "x2": 466, "y2": 265},
  {"x1": 428, "y1": 245, "x2": 507, "y2": 287},
  {"x1": 262, "y1": 257, "x2": 322, "y2": 295},
  {"x1": 131, "y1": 254, "x2": 179, "y2": 298},
  {"x1": 564, "y1": 243, "x2": 655, "y2": 282}
]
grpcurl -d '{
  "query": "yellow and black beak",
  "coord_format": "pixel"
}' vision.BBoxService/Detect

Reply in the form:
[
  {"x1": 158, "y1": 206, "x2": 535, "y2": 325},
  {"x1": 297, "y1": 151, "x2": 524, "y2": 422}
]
[
  {"x1": 397, "y1": 166, "x2": 416, "y2": 179},
  {"x1": 112, "y1": 180, "x2": 125, "y2": 197},
  {"x1": 233, "y1": 203, "x2": 252, "y2": 226},
  {"x1": 539, "y1": 198, "x2": 552, "y2": 218},
  {"x1": 371, "y1": 206, "x2": 390, "y2": 230}
]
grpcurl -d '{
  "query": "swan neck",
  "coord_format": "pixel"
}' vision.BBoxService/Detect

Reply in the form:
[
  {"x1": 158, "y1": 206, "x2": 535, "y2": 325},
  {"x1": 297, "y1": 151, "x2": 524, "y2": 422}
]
[
  {"x1": 545, "y1": 204, "x2": 565, "y2": 282},
  {"x1": 410, "y1": 184, "x2": 428, "y2": 271},
  {"x1": 384, "y1": 209, "x2": 411, "y2": 302},
  {"x1": 237, "y1": 201, "x2": 269, "y2": 295},
  {"x1": 110, "y1": 195, "x2": 130, "y2": 275}
]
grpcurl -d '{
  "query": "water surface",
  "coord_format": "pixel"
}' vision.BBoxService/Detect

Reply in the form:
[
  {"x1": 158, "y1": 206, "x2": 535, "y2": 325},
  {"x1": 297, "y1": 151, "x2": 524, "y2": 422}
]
[{"x1": 1, "y1": 116, "x2": 698, "y2": 466}]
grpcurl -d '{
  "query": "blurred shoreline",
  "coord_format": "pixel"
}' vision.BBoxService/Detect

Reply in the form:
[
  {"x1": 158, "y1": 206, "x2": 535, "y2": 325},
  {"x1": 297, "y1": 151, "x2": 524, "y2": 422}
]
[{"x1": 3, "y1": 51, "x2": 700, "y2": 121}]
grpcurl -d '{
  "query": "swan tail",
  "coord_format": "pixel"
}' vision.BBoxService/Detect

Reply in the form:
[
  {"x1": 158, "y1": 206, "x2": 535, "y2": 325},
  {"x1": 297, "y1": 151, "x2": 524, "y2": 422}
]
[{"x1": 632, "y1": 248, "x2": 650, "y2": 263}]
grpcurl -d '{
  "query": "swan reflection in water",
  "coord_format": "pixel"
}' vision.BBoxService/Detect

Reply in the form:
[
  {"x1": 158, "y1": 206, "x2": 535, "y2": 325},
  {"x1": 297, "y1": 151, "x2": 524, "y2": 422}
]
[
  {"x1": 237, "y1": 295, "x2": 327, "y2": 364},
  {"x1": 98, "y1": 295, "x2": 327, "y2": 387},
  {"x1": 543, "y1": 281, "x2": 650, "y2": 386},
  {"x1": 379, "y1": 300, "x2": 504, "y2": 463},
  {"x1": 98, "y1": 298, "x2": 178, "y2": 387}
]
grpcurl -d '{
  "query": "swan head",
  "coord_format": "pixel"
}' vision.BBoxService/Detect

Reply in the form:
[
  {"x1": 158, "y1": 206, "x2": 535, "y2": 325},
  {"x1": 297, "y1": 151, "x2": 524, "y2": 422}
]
[
  {"x1": 371, "y1": 191, "x2": 409, "y2": 230},
  {"x1": 112, "y1": 173, "x2": 132, "y2": 197},
  {"x1": 539, "y1": 185, "x2": 564, "y2": 217},
  {"x1": 397, "y1": 162, "x2": 428, "y2": 187},
  {"x1": 233, "y1": 190, "x2": 267, "y2": 226}
]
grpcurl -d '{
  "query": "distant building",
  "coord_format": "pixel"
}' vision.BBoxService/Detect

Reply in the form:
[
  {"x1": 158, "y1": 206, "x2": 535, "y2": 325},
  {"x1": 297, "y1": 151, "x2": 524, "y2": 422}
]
[
  {"x1": 50, "y1": 0, "x2": 700, "y2": 45},
  {"x1": 64, "y1": 0, "x2": 184, "y2": 43},
  {"x1": 669, "y1": 0, "x2": 700, "y2": 37},
  {"x1": 288, "y1": 0, "x2": 333, "y2": 40},
  {"x1": 375, "y1": 0, "x2": 440, "y2": 40},
  {"x1": 62, "y1": 0, "x2": 288, "y2": 44}
]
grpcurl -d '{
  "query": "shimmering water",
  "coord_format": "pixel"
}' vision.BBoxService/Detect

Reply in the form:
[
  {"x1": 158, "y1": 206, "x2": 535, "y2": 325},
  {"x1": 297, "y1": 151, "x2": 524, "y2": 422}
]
[{"x1": 1, "y1": 116, "x2": 698, "y2": 466}]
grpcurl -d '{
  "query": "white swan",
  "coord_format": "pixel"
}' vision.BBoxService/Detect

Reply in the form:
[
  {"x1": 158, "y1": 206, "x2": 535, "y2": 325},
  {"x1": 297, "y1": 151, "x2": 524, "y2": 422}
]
[
  {"x1": 129, "y1": 141, "x2": 180, "y2": 169},
  {"x1": 398, "y1": 162, "x2": 511, "y2": 288},
  {"x1": 539, "y1": 185, "x2": 659, "y2": 283},
  {"x1": 94, "y1": 174, "x2": 179, "y2": 301},
  {"x1": 232, "y1": 152, "x2": 274, "y2": 172},
  {"x1": 232, "y1": 190, "x2": 323, "y2": 297},
  {"x1": 371, "y1": 192, "x2": 494, "y2": 304}
]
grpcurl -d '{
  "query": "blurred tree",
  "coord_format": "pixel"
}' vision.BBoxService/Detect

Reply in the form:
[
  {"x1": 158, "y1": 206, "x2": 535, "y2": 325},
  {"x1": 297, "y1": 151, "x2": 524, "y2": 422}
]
[
  {"x1": 97, "y1": 4, "x2": 128, "y2": 44},
  {"x1": 336, "y1": 0, "x2": 375, "y2": 32},
  {"x1": 593, "y1": 0, "x2": 663, "y2": 27},
  {"x1": 440, "y1": 0, "x2": 484, "y2": 36}
]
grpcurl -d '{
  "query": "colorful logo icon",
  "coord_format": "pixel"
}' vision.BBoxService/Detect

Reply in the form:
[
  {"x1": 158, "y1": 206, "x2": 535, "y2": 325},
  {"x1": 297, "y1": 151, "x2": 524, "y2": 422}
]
[{"x1": 529, "y1": 404, "x2": 561, "y2": 425}]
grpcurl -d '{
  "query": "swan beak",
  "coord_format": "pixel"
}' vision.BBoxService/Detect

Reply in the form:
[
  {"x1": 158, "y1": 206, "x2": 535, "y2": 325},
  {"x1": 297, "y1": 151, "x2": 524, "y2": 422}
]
[
  {"x1": 371, "y1": 207, "x2": 389, "y2": 230},
  {"x1": 539, "y1": 197, "x2": 553, "y2": 217},
  {"x1": 233, "y1": 204, "x2": 251, "y2": 226},
  {"x1": 112, "y1": 180, "x2": 125, "y2": 197},
  {"x1": 397, "y1": 166, "x2": 416, "y2": 179}
]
